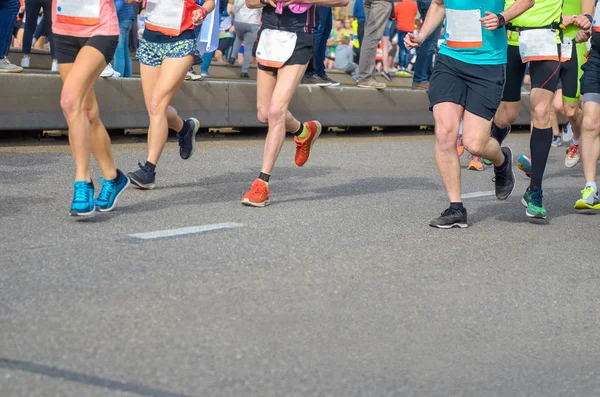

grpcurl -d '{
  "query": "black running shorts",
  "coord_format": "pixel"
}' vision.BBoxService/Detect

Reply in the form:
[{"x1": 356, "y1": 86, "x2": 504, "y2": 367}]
[
  {"x1": 253, "y1": 31, "x2": 313, "y2": 75},
  {"x1": 581, "y1": 48, "x2": 600, "y2": 97},
  {"x1": 428, "y1": 54, "x2": 505, "y2": 121},
  {"x1": 54, "y1": 34, "x2": 119, "y2": 65},
  {"x1": 502, "y1": 44, "x2": 560, "y2": 102}
]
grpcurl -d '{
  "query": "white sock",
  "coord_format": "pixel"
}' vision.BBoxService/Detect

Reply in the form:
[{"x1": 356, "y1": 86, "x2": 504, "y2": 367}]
[
  {"x1": 585, "y1": 182, "x2": 597, "y2": 191},
  {"x1": 572, "y1": 139, "x2": 580, "y2": 146}
]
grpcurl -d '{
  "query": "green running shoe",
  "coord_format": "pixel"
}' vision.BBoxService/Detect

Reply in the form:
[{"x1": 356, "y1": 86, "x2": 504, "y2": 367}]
[
  {"x1": 574, "y1": 186, "x2": 600, "y2": 210},
  {"x1": 482, "y1": 158, "x2": 493, "y2": 166},
  {"x1": 522, "y1": 188, "x2": 547, "y2": 219}
]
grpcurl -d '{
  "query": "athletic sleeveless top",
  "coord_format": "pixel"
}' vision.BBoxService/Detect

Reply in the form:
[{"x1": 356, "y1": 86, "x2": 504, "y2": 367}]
[
  {"x1": 260, "y1": 4, "x2": 317, "y2": 34},
  {"x1": 52, "y1": 0, "x2": 119, "y2": 37},
  {"x1": 505, "y1": 0, "x2": 562, "y2": 46}
]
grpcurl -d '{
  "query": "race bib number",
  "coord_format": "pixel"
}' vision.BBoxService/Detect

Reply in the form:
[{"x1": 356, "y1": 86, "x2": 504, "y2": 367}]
[
  {"x1": 561, "y1": 37, "x2": 573, "y2": 62},
  {"x1": 145, "y1": 0, "x2": 185, "y2": 36},
  {"x1": 445, "y1": 9, "x2": 483, "y2": 48},
  {"x1": 56, "y1": 0, "x2": 100, "y2": 25},
  {"x1": 518, "y1": 29, "x2": 559, "y2": 62},
  {"x1": 256, "y1": 29, "x2": 297, "y2": 68}
]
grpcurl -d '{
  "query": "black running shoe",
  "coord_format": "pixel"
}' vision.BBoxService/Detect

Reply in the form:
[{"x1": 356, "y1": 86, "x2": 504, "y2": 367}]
[
  {"x1": 429, "y1": 207, "x2": 468, "y2": 229},
  {"x1": 128, "y1": 162, "x2": 156, "y2": 190},
  {"x1": 494, "y1": 147, "x2": 516, "y2": 200},
  {"x1": 177, "y1": 118, "x2": 200, "y2": 160}
]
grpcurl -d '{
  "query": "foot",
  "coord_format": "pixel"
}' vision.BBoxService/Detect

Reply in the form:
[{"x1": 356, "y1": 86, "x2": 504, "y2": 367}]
[
  {"x1": 51, "y1": 60, "x2": 59, "y2": 72},
  {"x1": 241, "y1": 179, "x2": 270, "y2": 207},
  {"x1": 551, "y1": 135, "x2": 563, "y2": 147},
  {"x1": 227, "y1": 57, "x2": 236, "y2": 64},
  {"x1": 240, "y1": 72, "x2": 250, "y2": 78},
  {"x1": 101, "y1": 64, "x2": 115, "y2": 78},
  {"x1": 70, "y1": 181, "x2": 95, "y2": 217},
  {"x1": 564, "y1": 144, "x2": 580, "y2": 168},
  {"x1": 468, "y1": 156, "x2": 484, "y2": 171},
  {"x1": 128, "y1": 163, "x2": 156, "y2": 190},
  {"x1": 294, "y1": 121, "x2": 322, "y2": 167},
  {"x1": 381, "y1": 70, "x2": 391, "y2": 81},
  {"x1": 186, "y1": 70, "x2": 204, "y2": 81},
  {"x1": 574, "y1": 186, "x2": 600, "y2": 210},
  {"x1": 177, "y1": 118, "x2": 200, "y2": 160},
  {"x1": 411, "y1": 81, "x2": 429, "y2": 91},
  {"x1": 0, "y1": 57, "x2": 23, "y2": 73},
  {"x1": 522, "y1": 188, "x2": 547, "y2": 219},
  {"x1": 457, "y1": 136, "x2": 464, "y2": 157},
  {"x1": 20, "y1": 57, "x2": 30, "y2": 68},
  {"x1": 494, "y1": 147, "x2": 516, "y2": 200},
  {"x1": 397, "y1": 70, "x2": 413, "y2": 77},
  {"x1": 319, "y1": 75, "x2": 340, "y2": 87},
  {"x1": 301, "y1": 75, "x2": 320, "y2": 85},
  {"x1": 95, "y1": 169, "x2": 130, "y2": 212},
  {"x1": 357, "y1": 78, "x2": 386, "y2": 90},
  {"x1": 562, "y1": 122, "x2": 573, "y2": 142},
  {"x1": 429, "y1": 206, "x2": 468, "y2": 229},
  {"x1": 517, "y1": 155, "x2": 532, "y2": 178}
]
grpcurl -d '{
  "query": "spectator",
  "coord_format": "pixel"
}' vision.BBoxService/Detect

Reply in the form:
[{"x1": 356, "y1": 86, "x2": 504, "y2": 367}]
[
  {"x1": 326, "y1": 19, "x2": 350, "y2": 70},
  {"x1": 334, "y1": 35, "x2": 358, "y2": 80},
  {"x1": 380, "y1": 5, "x2": 395, "y2": 81},
  {"x1": 113, "y1": 0, "x2": 135, "y2": 78},
  {"x1": 228, "y1": 0, "x2": 259, "y2": 78},
  {"x1": 20, "y1": 0, "x2": 57, "y2": 71},
  {"x1": 411, "y1": 0, "x2": 441, "y2": 91},
  {"x1": 393, "y1": 0, "x2": 417, "y2": 71},
  {"x1": 201, "y1": 0, "x2": 230, "y2": 76},
  {"x1": 357, "y1": 0, "x2": 391, "y2": 89},
  {"x1": 11, "y1": 0, "x2": 24, "y2": 48},
  {"x1": 0, "y1": 0, "x2": 22, "y2": 72},
  {"x1": 353, "y1": 0, "x2": 365, "y2": 62},
  {"x1": 213, "y1": 5, "x2": 234, "y2": 63},
  {"x1": 302, "y1": 6, "x2": 339, "y2": 86}
]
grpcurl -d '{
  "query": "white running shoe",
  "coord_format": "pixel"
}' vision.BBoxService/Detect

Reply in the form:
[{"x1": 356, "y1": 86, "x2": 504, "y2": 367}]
[
  {"x1": 101, "y1": 64, "x2": 115, "y2": 78},
  {"x1": 20, "y1": 57, "x2": 30, "y2": 68},
  {"x1": 0, "y1": 57, "x2": 23, "y2": 73},
  {"x1": 51, "y1": 60, "x2": 59, "y2": 72},
  {"x1": 565, "y1": 144, "x2": 581, "y2": 168},
  {"x1": 551, "y1": 136, "x2": 563, "y2": 147},
  {"x1": 186, "y1": 70, "x2": 204, "y2": 81},
  {"x1": 562, "y1": 122, "x2": 573, "y2": 143}
]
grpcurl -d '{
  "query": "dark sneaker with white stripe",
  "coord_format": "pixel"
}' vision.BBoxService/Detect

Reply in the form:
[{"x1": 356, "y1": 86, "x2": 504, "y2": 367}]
[
  {"x1": 177, "y1": 118, "x2": 200, "y2": 160},
  {"x1": 128, "y1": 162, "x2": 156, "y2": 190},
  {"x1": 494, "y1": 147, "x2": 516, "y2": 200},
  {"x1": 429, "y1": 207, "x2": 468, "y2": 229}
]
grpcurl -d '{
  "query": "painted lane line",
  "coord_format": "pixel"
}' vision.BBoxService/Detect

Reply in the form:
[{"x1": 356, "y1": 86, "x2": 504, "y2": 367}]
[
  {"x1": 461, "y1": 191, "x2": 496, "y2": 199},
  {"x1": 127, "y1": 223, "x2": 244, "y2": 240}
]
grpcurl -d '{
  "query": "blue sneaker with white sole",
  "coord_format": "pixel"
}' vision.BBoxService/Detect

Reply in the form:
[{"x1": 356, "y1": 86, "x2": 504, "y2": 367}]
[
  {"x1": 70, "y1": 181, "x2": 95, "y2": 216},
  {"x1": 177, "y1": 118, "x2": 200, "y2": 160},
  {"x1": 95, "y1": 169, "x2": 130, "y2": 212}
]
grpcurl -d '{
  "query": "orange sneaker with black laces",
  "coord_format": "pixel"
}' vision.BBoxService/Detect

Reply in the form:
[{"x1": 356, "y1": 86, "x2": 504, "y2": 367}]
[
  {"x1": 241, "y1": 179, "x2": 270, "y2": 207},
  {"x1": 294, "y1": 121, "x2": 322, "y2": 167}
]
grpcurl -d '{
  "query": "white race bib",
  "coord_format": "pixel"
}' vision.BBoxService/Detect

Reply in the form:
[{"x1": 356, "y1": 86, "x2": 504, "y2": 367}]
[
  {"x1": 518, "y1": 29, "x2": 559, "y2": 63},
  {"x1": 56, "y1": 0, "x2": 100, "y2": 25},
  {"x1": 445, "y1": 9, "x2": 483, "y2": 48},
  {"x1": 145, "y1": 0, "x2": 185, "y2": 36},
  {"x1": 256, "y1": 29, "x2": 297, "y2": 68},
  {"x1": 561, "y1": 37, "x2": 573, "y2": 62}
]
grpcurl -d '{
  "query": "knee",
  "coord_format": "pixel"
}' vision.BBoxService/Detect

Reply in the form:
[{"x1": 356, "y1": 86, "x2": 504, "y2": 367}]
[
  {"x1": 462, "y1": 135, "x2": 485, "y2": 155},
  {"x1": 267, "y1": 102, "x2": 287, "y2": 123},
  {"x1": 582, "y1": 114, "x2": 600, "y2": 134},
  {"x1": 257, "y1": 106, "x2": 269, "y2": 124},
  {"x1": 60, "y1": 91, "x2": 81, "y2": 118},
  {"x1": 148, "y1": 97, "x2": 166, "y2": 118},
  {"x1": 531, "y1": 101, "x2": 552, "y2": 124},
  {"x1": 494, "y1": 105, "x2": 518, "y2": 128},
  {"x1": 435, "y1": 123, "x2": 460, "y2": 149}
]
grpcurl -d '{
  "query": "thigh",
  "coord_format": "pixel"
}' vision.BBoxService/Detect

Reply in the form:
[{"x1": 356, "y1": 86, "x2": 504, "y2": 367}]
[
  {"x1": 271, "y1": 63, "x2": 308, "y2": 106},
  {"x1": 464, "y1": 63, "x2": 505, "y2": 121},
  {"x1": 85, "y1": 35, "x2": 119, "y2": 64},
  {"x1": 24, "y1": 0, "x2": 41, "y2": 29},
  {"x1": 257, "y1": 68, "x2": 277, "y2": 115},
  {"x1": 462, "y1": 110, "x2": 493, "y2": 143},
  {"x1": 428, "y1": 55, "x2": 468, "y2": 111},
  {"x1": 54, "y1": 34, "x2": 83, "y2": 64},
  {"x1": 140, "y1": 63, "x2": 162, "y2": 108},
  {"x1": 60, "y1": 45, "x2": 107, "y2": 102},
  {"x1": 502, "y1": 45, "x2": 527, "y2": 102},
  {"x1": 150, "y1": 56, "x2": 193, "y2": 105},
  {"x1": 529, "y1": 58, "x2": 560, "y2": 93}
]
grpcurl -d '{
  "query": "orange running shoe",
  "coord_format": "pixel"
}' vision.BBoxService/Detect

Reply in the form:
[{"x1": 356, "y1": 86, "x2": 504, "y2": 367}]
[
  {"x1": 468, "y1": 156, "x2": 484, "y2": 171},
  {"x1": 241, "y1": 179, "x2": 270, "y2": 207},
  {"x1": 294, "y1": 120, "x2": 322, "y2": 167},
  {"x1": 457, "y1": 136, "x2": 465, "y2": 157}
]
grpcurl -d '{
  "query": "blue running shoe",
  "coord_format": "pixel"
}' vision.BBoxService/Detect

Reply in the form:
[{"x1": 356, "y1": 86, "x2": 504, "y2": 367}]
[
  {"x1": 128, "y1": 162, "x2": 156, "y2": 190},
  {"x1": 95, "y1": 169, "x2": 130, "y2": 212},
  {"x1": 517, "y1": 155, "x2": 532, "y2": 178},
  {"x1": 70, "y1": 181, "x2": 95, "y2": 217},
  {"x1": 177, "y1": 118, "x2": 200, "y2": 160}
]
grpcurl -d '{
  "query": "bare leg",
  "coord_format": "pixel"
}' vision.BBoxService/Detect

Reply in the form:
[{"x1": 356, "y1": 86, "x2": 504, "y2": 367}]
[
  {"x1": 462, "y1": 111, "x2": 504, "y2": 166},
  {"x1": 433, "y1": 102, "x2": 463, "y2": 202},
  {"x1": 581, "y1": 101, "x2": 600, "y2": 183}
]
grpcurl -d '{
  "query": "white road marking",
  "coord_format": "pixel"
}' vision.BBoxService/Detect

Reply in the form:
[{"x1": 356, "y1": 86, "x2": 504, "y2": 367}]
[
  {"x1": 462, "y1": 191, "x2": 496, "y2": 199},
  {"x1": 127, "y1": 223, "x2": 244, "y2": 240}
]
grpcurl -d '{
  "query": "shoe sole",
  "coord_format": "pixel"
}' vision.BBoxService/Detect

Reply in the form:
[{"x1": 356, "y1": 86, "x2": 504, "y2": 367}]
[
  {"x1": 382, "y1": 74, "x2": 391, "y2": 81},
  {"x1": 521, "y1": 198, "x2": 528, "y2": 208},
  {"x1": 526, "y1": 209, "x2": 547, "y2": 219},
  {"x1": 357, "y1": 84, "x2": 385, "y2": 89},
  {"x1": 182, "y1": 118, "x2": 200, "y2": 160},
  {"x1": 497, "y1": 148, "x2": 516, "y2": 200},
  {"x1": 96, "y1": 176, "x2": 131, "y2": 212},
  {"x1": 574, "y1": 200, "x2": 600, "y2": 210},
  {"x1": 316, "y1": 82, "x2": 332, "y2": 87},
  {"x1": 429, "y1": 222, "x2": 468, "y2": 229},
  {"x1": 0, "y1": 69, "x2": 24, "y2": 73},
  {"x1": 241, "y1": 199, "x2": 270, "y2": 207},
  {"x1": 564, "y1": 159, "x2": 580, "y2": 168},
  {"x1": 296, "y1": 121, "x2": 322, "y2": 167},
  {"x1": 69, "y1": 208, "x2": 95, "y2": 217},
  {"x1": 129, "y1": 176, "x2": 155, "y2": 190},
  {"x1": 468, "y1": 165, "x2": 484, "y2": 171}
]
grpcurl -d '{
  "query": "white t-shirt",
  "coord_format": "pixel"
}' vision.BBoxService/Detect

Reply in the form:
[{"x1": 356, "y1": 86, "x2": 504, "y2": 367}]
[{"x1": 233, "y1": 0, "x2": 260, "y2": 25}]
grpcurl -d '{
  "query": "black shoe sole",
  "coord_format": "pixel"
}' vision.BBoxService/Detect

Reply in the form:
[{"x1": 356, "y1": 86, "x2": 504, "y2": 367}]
[
  {"x1": 128, "y1": 173, "x2": 155, "y2": 190},
  {"x1": 429, "y1": 222, "x2": 468, "y2": 229},
  {"x1": 496, "y1": 147, "x2": 516, "y2": 200}
]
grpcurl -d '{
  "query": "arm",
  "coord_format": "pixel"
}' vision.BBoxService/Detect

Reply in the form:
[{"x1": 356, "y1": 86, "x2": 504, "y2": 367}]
[
  {"x1": 192, "y1": 0, "x2": 216, "y2": 24},
  {"x1": 416, "y1": 0, "x2": 446, "y2": 44},
  {"x1": 297, "y1": 0, "x2": 349, "y2": 7},
  {"x1": 246, "y1": 0, "x2": 269, "y2": 9},
  {"x1": 480, "y1": 0, "x2": 534, "y2": 31},
  {"x1": 573, "y1": 0, "x2": 595, "y2": 42}
]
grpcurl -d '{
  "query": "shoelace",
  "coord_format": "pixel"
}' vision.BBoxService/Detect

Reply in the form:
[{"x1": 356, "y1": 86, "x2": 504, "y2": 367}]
[
  {"x1": 296, "y1": 136, "x2": 310, "y2": 153},
  {"x1": 74, "y1": 185, "x2": 92, "y2": 202},
  {"x1": 97, "y1": 177, "x2": 116, "y2": 202},
  {"x1": 251, "y1": 181, "x2": 267, "y2": 196},
  {"x1": 567, "y1": 146, "x2": 579, "y2": 157},
  {"x1": 440, "y1": 207, "x2": 461, "y2": 217},
  {"x1": 530, "y1": 190, "x2": 543, "y2": 207}
]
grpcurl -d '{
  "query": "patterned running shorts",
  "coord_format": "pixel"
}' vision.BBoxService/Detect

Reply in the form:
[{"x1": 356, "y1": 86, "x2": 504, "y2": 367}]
[{"x1": 137, "y1": 38, "x2": 199, "y2": 67}]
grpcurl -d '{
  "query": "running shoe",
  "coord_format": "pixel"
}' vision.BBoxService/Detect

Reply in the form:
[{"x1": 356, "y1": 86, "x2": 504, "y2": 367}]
[
  {"x1": 483, "y1": 158, "x2": 493, "y2": 166},
  {"x1": 574, "y1": 186, "x2": 600, "y2": 210},
  {"x1": 468, "y1": 156, "x2": 484, "y2": 171},
  {"x1": 20, "y1": 57, "x2": 30, "y2": 68},
  {"x1": 551, "y1": 135, "x2": 563, "y2": 147},
  {"x1": 51, "y1": 60, "x2": 59, "y2": 72},
  {"x1": 185, "y1": 70, "x2": 204, "y2": 81},
  {"x1": 317, "y1": 75, "x2": 340, "y2": 87},
  {"x1": 178, "y1": 118, "x2": 200, "y2": 160},
  {"x1": 411, "y1": 81, "x2": 429, "y2": 91},
  {"x1": 295, "y1": 121, "x2": 322, "y2": 167},
  {"x1": 357, "y1": 78, "x2": 386, "y2": 89},
  {"x1": 494, "y1": 147, "x2": 516, "y2": 200},
  {"x1": 241, "y1": 179, "x2": 270, "y2": 207},
  {"x1": 381, "y1": 70, "x2": 391, "y2": 81},
  {"x1": 240, "y1": 72, "x2": 250, "y2": 78},
  {"x1": 301, "y1": 75, "x2": 320, "y2": 85},
  {"x1": 0, "y1": 57, "x2": 23, "y2": 73},
  {"x1": 517, "y1": 155, "x2": 532, "y2": 178},
  {"x1": 522, "y1": 187, "x2": 547, "y2": 219},
  {"x1": 396, "y1": 70, "x2": 413, "y2": 77},
  {"x1": 70, "y1": 181, "x2": 95, "y2": 217},
  {"x1": 128, "y1": 163, "x2": 156, "y2": 190},
  {"x1": 564, "y1": 144, "x2": 580, "y2": 168},
  {"x1": 95, "y1": 169, "x2": 130, "y2": 212},
  {"x1": 101, "y1": 64, "x2": 116, "y2": 78},
  {"x1": 562, "y1": 122, "x2": 573, "y2": 143},
  {"x1": 456, "y1": 136, "x2": 465, "y2": 157},
  {"x1": 429, "y1": 206, "x2": 468, "y2": 229}
]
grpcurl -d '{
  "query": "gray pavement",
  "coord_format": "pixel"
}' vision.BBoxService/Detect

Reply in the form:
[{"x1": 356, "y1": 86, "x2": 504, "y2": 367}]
[{"x1": 1, "y1": 132, "x2": 599, "y2": 397}]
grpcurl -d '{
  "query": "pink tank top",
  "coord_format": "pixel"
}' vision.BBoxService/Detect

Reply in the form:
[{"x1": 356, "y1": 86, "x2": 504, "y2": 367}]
[{"x1": 52, "y1": 0, "x2": 119, "y2": 37}]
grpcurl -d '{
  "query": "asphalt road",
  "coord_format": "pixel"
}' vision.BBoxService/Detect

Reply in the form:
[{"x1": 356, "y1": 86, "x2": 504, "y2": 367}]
[{"x1": 1, "y1": 132, "x2": 599, "y2": 397}]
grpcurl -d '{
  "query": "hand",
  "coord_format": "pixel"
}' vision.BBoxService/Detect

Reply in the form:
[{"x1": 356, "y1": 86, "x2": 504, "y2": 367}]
[
  {"x1": 573, "y1": 13, "x2": 593, "y2": 30},
  {"x1": 404, "y1": 32, "x2": 421, "y2": 50},
  {"x1": 480, "y1": 11, "x2": 500, "y2": 30},
  {"x1": 192, "y1": 7, "x2": 207, "y2": 25},
  {"x1": 267, "y1": 0, "x2": 277, "y2": 7},
  {"x1": 575, "y1": 28, "x2": 591, "y2": 43}
]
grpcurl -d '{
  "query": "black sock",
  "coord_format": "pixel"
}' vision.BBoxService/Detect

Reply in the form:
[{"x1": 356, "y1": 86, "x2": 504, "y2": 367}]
[
  {"x1": 290, "y1": 122, "x2": 304, "y2": 136},
  {"x1": 494, "y1": 149, "x2": 509, "y2": 171},
  {"x1": 450, "y1": 202, "x2": 464, "y2": 210},
  {"x1": 177, "y1": 120, "x2": 191, "y2": 136},
  {"x1": 144, "y1": 161, "x2": 156, "y2": 173},
  {"x1": 258, "y1": 172, "x2": 270, "y2": 183},
  {"x1": 491, "y1": 122, "x2": 510, "y2": 145},
  {"x1": 530, "y1": 127, "x2": 553, "y2": 191}
]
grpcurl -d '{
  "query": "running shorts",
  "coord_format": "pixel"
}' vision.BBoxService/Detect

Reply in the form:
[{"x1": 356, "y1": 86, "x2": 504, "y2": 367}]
[
  {"x1": 137, "y1": 38, "x2": 198, "y2": 67},
  {"x1": 502, "y1": 45, "x2": 560, "y2": 102},
  {"x1": 581, "y1": 48, "x2": 600, "y2": 103},
  {"x1": 428, "y1": 54, "x2": 505, "y2": 121},
  {"x1": 559, "y1": 41, "x2": 587, "y2": 102},
  {"x1": 253, "y1": 30, "x2": 313, "y2": 75},
  {"x1": 54, "y1": 34, "x2": 119, "y2": 65}
]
